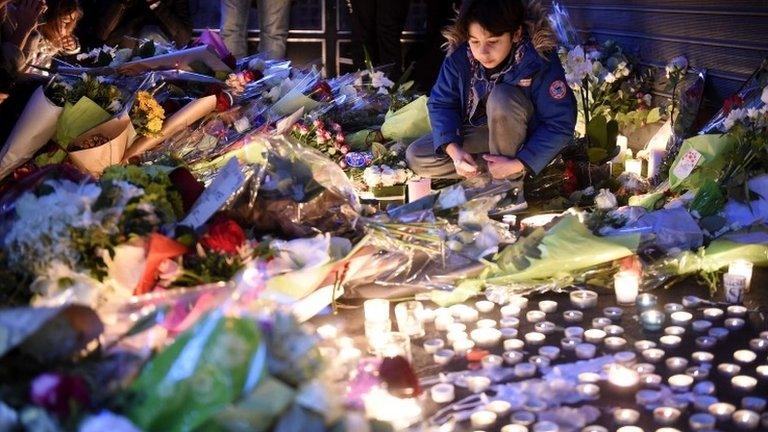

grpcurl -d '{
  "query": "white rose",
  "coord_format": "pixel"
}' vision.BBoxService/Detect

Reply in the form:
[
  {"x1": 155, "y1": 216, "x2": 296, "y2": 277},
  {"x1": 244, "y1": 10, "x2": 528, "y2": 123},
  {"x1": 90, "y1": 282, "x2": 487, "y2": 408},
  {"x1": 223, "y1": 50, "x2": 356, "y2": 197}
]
[
  {"x1": 762, "y1": 86, "x2": 768, "y2": 106},
  {"x1": 604, "y1": 73, "x2": 616, "y2": 84},
  {"x1": 370, "y1": 71, "x2": 395, "y2": 89},
  {"x1": 362, "y1": 166, "x2": 382, "y2": 188},
  {"x1": 595, "y1": 188, "x2": 618, "y2": 210}
]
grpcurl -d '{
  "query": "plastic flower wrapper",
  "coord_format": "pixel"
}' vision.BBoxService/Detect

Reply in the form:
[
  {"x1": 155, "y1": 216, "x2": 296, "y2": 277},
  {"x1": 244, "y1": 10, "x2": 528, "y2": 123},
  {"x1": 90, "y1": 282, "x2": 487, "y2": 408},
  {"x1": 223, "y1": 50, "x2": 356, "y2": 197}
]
[
  {"x1": 548, "y1": 2, "x2": 580, "y2": 48},
  {"x1": 667, "y1": 133, "x2": 737, "y2": 192},
  {"x1": 600, "y1": 207, "x2": 703, "y2": 254},
  {"x1": 379, "y1": 95, "x2": 431, "y2": 144},
  {"x1": 700, "y1": 59, "x2": 768, "y2": 134},
  {"x1": 268, "y1": 68, "x2": 325, "y2": 117}
]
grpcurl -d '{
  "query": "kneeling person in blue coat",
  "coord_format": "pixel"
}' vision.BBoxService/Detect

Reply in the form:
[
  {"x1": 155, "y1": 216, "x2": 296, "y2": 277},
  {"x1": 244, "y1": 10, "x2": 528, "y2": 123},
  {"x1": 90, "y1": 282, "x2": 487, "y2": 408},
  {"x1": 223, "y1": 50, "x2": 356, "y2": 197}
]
[{"x1": 406, "y1": 0, "x2": 577, "y2": 204}]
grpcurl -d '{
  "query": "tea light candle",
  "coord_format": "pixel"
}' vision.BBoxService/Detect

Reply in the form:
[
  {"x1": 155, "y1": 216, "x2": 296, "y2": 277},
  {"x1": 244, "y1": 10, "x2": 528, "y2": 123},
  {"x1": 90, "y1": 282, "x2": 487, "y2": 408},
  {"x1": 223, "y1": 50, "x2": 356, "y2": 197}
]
[
  {"x1": 455, "y1": 305, "x2": 479, "y2": 323},
  {"x1": 734, "y1": 349, "x2": 757, "y2": 364},
  {"x1": 653, "y1": 407, "x2": 681, "y2": 425},
  {"x1": 592, "y1": 317, "x2": 612, "y2": 329},
  {"x1": 563, "y1": 310, "x2": 583, "y2": 323},
  {"x1": 579, "y1": 372, "x2": 602, "y2": 383},
  {"x1": 635, "y1": 340, "x2": 657, "y2": 351},
  {"x1": 364, "y1": 299, "x2": 390, "y2": 322},
  {"x1": 529, "y1": 355, "x2": 551, "y2": 369},
  {"x1": 466, "y1": 375, "x2": 492, "y2": 393},
  {"x1": 614, "y1": 408, "x2": 640, "y2": 425},
  {"x1": 434, "y1": 314, "x2": 454, "y2": 331},
  {"x1": 664, "y1": 303, "x2": 684, "y2": 313},
  {"x1": 475, "y1": 300, "x2": 495, "y2": 313},
  {"x1": 526, "y1": 310, "x2": 546, "y2": 323},
  {"x1": 500, "y1": 317, "x2": 520, "y2": 328},
  {"x1": 709, "y1": 327, "x2": 729, "y2": 340},
  {"x1": 539, "y1": 345, "x2": 560, "y2": 360},
  {"x1": 729, "y1": 259, "x2": 754, "y2": 291},
  {"x1": 750, "y1": 338, "x2": 768, "y2": 351},
  {"x1": 453, "y1": 338, "x2": 475, "y2": 355},
  {"x1": 503, "y1": 350, "x2": 524, "y2": 365},
  {"x1": 636, "y1": 389, "x2": 662, "y2": 406},
  {"x1": 624, "y1": 158, "x2": 642, "y2": 176},
  {"x1": 447, "y1": 322, "x2": 467, "y2": 333},
  {"x1": 616, "y1": 427, "x2": 643, "y2": 432},
  {"x1": 446, "y1": 330, "x2": 468, "y2": 344},
  {"x1": 664, "y1": 326, "x2": 685, "y2": 336},
  {"x1": 666, "y1": 357, "x2": 689, "y2": 373},
  {"x1": 693, "y1": 381, "x2": 716, "y2": 395},
  {"x1": 725, "y1": 317, "x2": 746, "y2": 330},
  {"x1": 603, "y1": 307, "x2": 624, "y2": 321},
  {"x1": 576, "y1": 343, "x2": 597, "y2": 359},
  {"x1": 418, "y1": 306, "x2": 435, "y2": 323},
  {"x1": 470, "y1": 410, "x2": 497, "y2": 428},
  {"x1": 538, "y1": 300, "x2": 558, "y2": 313},
  {"x1": 708, "y1": 402, "x2": 736, "y2": 421},
  {"x1": 732, "y1": 375, "x2": 758, "y2": 392},
  {"x1": 695, "y1": 336, "x2": 717, "y2": 349},
  {"x1": 757, "y1": 365, "x2": 768, "y2": 379},
  {"x1": 570, "y1": 290, "x2": 598, "y2": 309},
  {"x1": 692, "y1": 320, "x2": 712, "y2": 333},
  {"x1": 741, "y1": 397, "x2": 766, "y2": 413},
  {"x1": 668, "y1": 374, "x2": 694, "y2": 392},
  {"x1": 510, "y1": 410, "x2": 536, "y2": 426},
  {"x1": 605, "y1": 324, "x2": 625, "y2": 336},
  {"x1": 534, "y1": 321, "x2": 557, "y2": 335},
  {"x1": 686, "y1": 365, "x2": 710, "y2": 381},
  {"x1": 636, "y1": 293, "x2": 658, "y2": 310},
  {"x1": 565, "y1": 326, "x2": 585, "y2": 339},
  {"x1": 614, "y1": 351, "x2": 637, "y2": 365},
  {"x1": 670, "y1": 311, "x2": 693, "y2": 326},
  {"x1": 525, "y1": 331, "x2": 546, "y2": 345},
  {"x1": 688, "y1": 413, "x2": 716, "y2": 430},
  {"x1": 608, "y1": 364, "x2": 640, "y2": 388},
  {"x1": 605, "y1": 336, "x2": 627, "y2": 350},
  {"x1": 614, "y1": 271, "x2": 640, "y2": 305},
  {"x1": 430, "y1": 383, "x2": 455, "y2": 403},
  {"x1": 577, "y1": 383, "x2": 600, "y2": 400},
  {"x1": 584, "y1": 328, "x2": 607, "y2": 344},
  {"x1": 504, "y1": 338, "x2": 525, "y2": 351},
  {"x1": 486, "y1": 400, "x2": 512, "y2": 416},
  {"x1": 434, "y1": 348, "x2": 454, "y2": 365},
  {"x1": 693, "y1": 395, "x2": 718, "y2": 412},
  {"x1": 660, "y1": 335, "x2": 682, "y2": 349},
  {"x1": 501, "y1": 425, "x2": 528, "y2": 432},
  {"x1": 641, "y1": 310, "x2": 666, "y2": 331},
  {"x1": 423, "y1": 338, "x2": 445, "y2": 354},
  {"x1": 509, "y1": 296, "x2": 529, "y2": 309},
  {"x1": 500, "y1": 327, "x2": 518, "y2": 339},
  {"x1": 643, "y1": 348, "x2": 666, "y2": 363},
  {"x1": 692, "y1": 351, "x2": 714, "y2": 363},
  {"x1": 703, "y1": 308, "x2": 724, "y2": 321},
  {"x1": 482, "y1": 354, "x2": 503, "y2": 369},
  {"x1": 561, "y1": 337, "x2": 581, "y2": 351},
  {"x1": 732, "y1": 410, "x2": 760, "y2": 430},
  {"x1": 477, "y1": 319, "x2": 497, "y2": 328},
  {"x1": 635, "y1": 363, "x2": 656, "y2": 374},
  {"x1": 500, "y1": 304, "x2": 522, "y2": 318},
  {"x1": 728, "y1": 305, "x2": 748, "y2": 317},
  {"x1": 642, "y1": 373, "x2": 662, "y2": 388},
  {"x1": 514, "y1": 362, "x2": 537, "y2": 378}
]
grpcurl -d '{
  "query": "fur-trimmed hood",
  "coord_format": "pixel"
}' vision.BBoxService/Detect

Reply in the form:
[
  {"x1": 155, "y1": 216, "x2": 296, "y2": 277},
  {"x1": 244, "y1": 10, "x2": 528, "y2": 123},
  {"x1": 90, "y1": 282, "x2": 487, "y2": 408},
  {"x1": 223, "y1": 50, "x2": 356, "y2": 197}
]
[{"x1": 444, "y1": 0, "x2": 558, "y2": 58}]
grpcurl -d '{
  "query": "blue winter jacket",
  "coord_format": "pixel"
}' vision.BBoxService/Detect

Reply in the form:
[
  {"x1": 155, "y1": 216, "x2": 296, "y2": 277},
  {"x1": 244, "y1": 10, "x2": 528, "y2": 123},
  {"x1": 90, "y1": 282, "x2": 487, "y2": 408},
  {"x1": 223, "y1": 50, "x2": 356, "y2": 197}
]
[{"x1": 427, "y1": 39, "x2": 577, "y2": 174}]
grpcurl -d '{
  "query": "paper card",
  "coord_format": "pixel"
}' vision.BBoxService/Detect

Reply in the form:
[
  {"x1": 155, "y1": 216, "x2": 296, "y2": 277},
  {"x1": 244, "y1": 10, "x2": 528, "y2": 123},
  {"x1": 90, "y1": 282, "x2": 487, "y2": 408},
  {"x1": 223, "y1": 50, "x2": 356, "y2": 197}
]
[
  {"x1": 180, "y1": 157, "x2": 245, "y2": 229},
  {"x1": 672, "y1": 149, "x2": 703, "y2": 180}
]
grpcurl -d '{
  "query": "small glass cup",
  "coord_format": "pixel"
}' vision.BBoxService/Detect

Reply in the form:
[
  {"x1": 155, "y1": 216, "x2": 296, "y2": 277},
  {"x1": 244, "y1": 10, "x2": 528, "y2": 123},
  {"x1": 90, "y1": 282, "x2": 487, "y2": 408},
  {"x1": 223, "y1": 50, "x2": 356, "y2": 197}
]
[
  {"x1": 377, "y1": 331, "x2": 412, "y2": 361},
  {"x1": 394, "y1": 301, "x2": 425, "y2": 338}
]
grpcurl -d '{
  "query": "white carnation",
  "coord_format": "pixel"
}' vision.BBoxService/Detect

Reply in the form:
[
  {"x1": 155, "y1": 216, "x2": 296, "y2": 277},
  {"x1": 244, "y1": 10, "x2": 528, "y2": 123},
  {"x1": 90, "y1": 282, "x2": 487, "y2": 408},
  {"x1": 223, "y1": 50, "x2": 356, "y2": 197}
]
[{"x1": 370, "y1": 71, "x2": 394, "y2": 89}]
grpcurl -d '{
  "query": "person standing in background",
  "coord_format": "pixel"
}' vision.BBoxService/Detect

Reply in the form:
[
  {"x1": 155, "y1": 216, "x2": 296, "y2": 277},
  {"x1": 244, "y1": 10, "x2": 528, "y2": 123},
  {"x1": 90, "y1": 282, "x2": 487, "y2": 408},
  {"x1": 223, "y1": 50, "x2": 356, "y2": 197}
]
[
  {"x1": 347, "y1": 0, "x2": 411, "y2": 82},
  {"x1": 409, "y1": 0, "x2": 460, "y2": 92},
  {"x1": 220, "y1": 0, "x2": 291, "y2": 59}
]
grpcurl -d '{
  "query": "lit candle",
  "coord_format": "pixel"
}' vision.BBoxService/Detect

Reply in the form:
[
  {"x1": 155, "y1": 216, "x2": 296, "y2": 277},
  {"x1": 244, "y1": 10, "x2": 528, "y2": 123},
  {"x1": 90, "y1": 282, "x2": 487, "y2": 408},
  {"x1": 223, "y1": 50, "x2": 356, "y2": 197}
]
[
  {"x1": 635, "y1": 340, "x2": 657, "y2": 351},
  {"x1": 616, "y1": 426, "x2": 643, "y2": 432},
  {"x1": 603, "y1": 307, "x2": 624, "y2": 321},
  {"x1": 703, "y1": 308, "x2": 724, "y2": 321},
  {"x1": 636, "y1": 293, "x2": 658, "y2": 310},
  {"x1": 466, "y1": 375, "x2": 492, "y2": 393},
  {"x1": 433, "y1": 348, "x2": 454, "y2": 365},
  {"x1": 653, "y1": 407, "x2": 681, "y2": 425},
  {"x1": 734, "y1": 349, "x2": 757, "y2": 364},
  {"x1": 538, "y1": 300, "x2": 558, "y2": 313},
  {"x1": 561, "y1": 337, "x2": 581, "y2": 351},
  {"x1": 749, "y1": 338, "x2": 768, "y2": 351},
  {"x1": 728, "y1": 259, "x2": 754, "y2": 291},
  {"x1": 708, "y1": 402, "x2": 736, "y2": 421},
  {"x1": 659, "y1": 335, "x2": 682, "y2": 349},
  {"x1": 727, "y1": 305, "x2": 748, "y2": 317},
  {"x1": 503, "y1": 350, "x2": 524, "y2": 365},
  {"x1": 732, "y1": 375, "x2": 758, "y2": 392},
  {"x1": 470, "y1": 410, "x2": 497, "y2": 428},
  {"x1": 614, "y1": 408, "x2": 640, "y2": 426},
  {"x1": 499, "y1": 317, "x2": 520, "y2": 328},
  {"x1": 578, "y1": 372, "x2": 601, "y2": 383},
  {"x1": 501, "y1": 424, "x2": 528, "y2": 432},
  {"x1": 475, "y1": 300, "x2": 495, "y2": 313},
  {"x1": 364, "y1": 299, "x2": 390, "y2": 322},
  {"x1": 570, "y1": 290, "x2": 598, "y2": 309},
  {"x1": 504, "y1": 338, "x2": 525, "y2": 351},
  {"x1": 624, "y1": 158, "x2": 643, "y2": 176},
  {"x1": 640, "y1": 310, "x2": 666, "y2": 331},
  {"x1": 668, "y1": 374, "x2": 694, "y2": 392},
  {"x1": 525, "y1": 332, "x2": 546, "y2": 346},
  {"x1": 695, "y1": 336, "x2": 717, "y2": 349},
  {"x1": 608, "y1": 364, "x2": 640, "y2": 388},
  {"x1": 486, "y1": 400, "x2": 512, "y2": 417},
  {"x1": 643, "y1": 348, "x2": 666, "y2": 363},
  {"x1": 592, "y1": 317, "x2": 612, "y2": 329},
  {"x1": 534, "y1": 321, "x2": 557, "y2": 335},
  {"x1": 434, "y1": 314, "x2": 454, "y2": 331},
  {"x1": 471, "y1": 328, "x2": 502, "y2": 348},
  {"x1": 477, "y1": 319, "x2": 498, "y2": 328},
  {"x1": 691, "y1": 351, "x2": 714, "y2": 363},
  {"x1": 430, "y1": 383, "x2": 455, "y2": 403},
  {"x1": 577, "y1": 383, "x2": 600, "y2": 400},
  {"x1": 664, "y1": 326, "x2": 685, "y2": 336},
  {"x1": 732, "y1": 410, "x2": 760, "y2": 430},
  {"x1": 529, "y1": 355, "x2": 551, "y2": 369},
  {"x1": 725, "y1": 317, "x2": 746, "y2": 331},
  {"x1": 670, "y1": 311, "x2": 693, "y2": 326},
  {"x1": 526, "y1": 310, "x2": 546, "y2": 323},
  {"x1": 614, "y1": 271, "x2": 639, "y2": 305},
  {"x1": 605, "y1": 337, "x2": 627, "y2": 351},
  {"x1": 584, "y1": 329, "x2": 607, "y2": 344},
  {"x1": 423, "y1": 338, "x2": 445, "y2": 354},
  {"x1": 447, "y1": 322, "x2": 467, "y2": 333},
  {"x1": 635, "y1": 363, "x2": 656, "y2": 374},
  {"x1": 757, "y1": 365, "x2": 768, "y2": 379},
  {"x1": 614, "y1": 351, "x2": 636, "y2": 365},
  {"x1": 605, "y1": 324, "x2": 625, "y2": 336},
  {"x1": 481, "y1": 354, "x2": 503, "y2": 369},
  {"x1": 500, "y1": 304, "x2": 522, "y2": 318},
  {"x1": 642, "y1": 373, "x2": 662, "y2": 388},
  {"x1": 664, "y1": 303, "x2": 684, "y2": 313},
  {"x1": 723, "y1": 273, "x2": 746, "y2": 304},
  {"x1": 666, "y1": 357, "x2": 689, "y2": 373},
  {"x1": 446, "y1": 330, "x2": 468, "y2": 344},
  {"x1": 563, "y1": 310, "x2": 584, "y2": 323}
]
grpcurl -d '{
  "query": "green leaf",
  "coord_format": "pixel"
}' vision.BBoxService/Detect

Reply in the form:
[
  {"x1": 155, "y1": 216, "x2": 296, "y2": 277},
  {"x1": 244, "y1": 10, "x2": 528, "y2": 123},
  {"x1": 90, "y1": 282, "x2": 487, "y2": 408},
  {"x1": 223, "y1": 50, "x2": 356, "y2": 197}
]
[
  {"x1": 585, "y1": 114, "x2": 619, "y2": 163},
  {"x1": 646, "y1": 107, "x2": 662, "y2": 124},
  {"x1": 370, "y1": 142, "x2": 388, "y2": 159}
]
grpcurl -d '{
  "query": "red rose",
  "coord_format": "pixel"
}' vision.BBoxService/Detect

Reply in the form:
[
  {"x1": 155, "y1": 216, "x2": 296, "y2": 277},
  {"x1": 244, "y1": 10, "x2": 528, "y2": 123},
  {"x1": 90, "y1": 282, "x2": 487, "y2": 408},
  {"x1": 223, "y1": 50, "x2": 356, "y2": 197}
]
[
  {"x1": 723, "y1": 94, "x2": 743, "y2": 115},
  {"x1": 30, "y1": 373, "x2": 90, "y2": 418},
  {"x1": 201, "y1": 216, "x2": 246, "y2": 254},
  {"x1": 215, "y1": 90, "x2": 234, "y2": 112}
]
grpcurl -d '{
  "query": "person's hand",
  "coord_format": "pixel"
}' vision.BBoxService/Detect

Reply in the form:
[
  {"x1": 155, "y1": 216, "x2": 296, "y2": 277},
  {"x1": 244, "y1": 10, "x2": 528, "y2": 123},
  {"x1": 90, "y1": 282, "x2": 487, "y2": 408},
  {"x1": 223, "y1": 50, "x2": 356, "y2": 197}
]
[
  {"x1": 445, "y1": 142, "x2": 478, "y2": 178},
  {"x1": 482, "y1": 155, "x2": 526, "y2": 180},
  {"x1": 0, "y1": 93, "x2": 8, "y2": 104},
  {"x1": 11, "y1": 0, "x2": 47, "y2": 37},
  {"x1": 59, "y1": 34, "x2": 78, "y2": 51}
]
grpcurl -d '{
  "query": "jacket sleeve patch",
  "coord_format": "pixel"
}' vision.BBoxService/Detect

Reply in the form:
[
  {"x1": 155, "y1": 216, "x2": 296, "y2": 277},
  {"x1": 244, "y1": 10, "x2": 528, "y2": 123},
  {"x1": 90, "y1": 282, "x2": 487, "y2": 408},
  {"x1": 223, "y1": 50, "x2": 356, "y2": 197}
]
[{"x1": 548, "y1": 80, "x2": 567, "y2": 100}]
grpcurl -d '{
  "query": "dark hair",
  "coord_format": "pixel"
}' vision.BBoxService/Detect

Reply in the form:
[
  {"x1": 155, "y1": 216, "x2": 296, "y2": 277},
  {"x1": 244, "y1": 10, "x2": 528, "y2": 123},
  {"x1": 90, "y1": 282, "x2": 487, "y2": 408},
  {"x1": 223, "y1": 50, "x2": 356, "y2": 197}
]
[{"x1": 443, "y1": 0, "x2": 525, "y2": 50}]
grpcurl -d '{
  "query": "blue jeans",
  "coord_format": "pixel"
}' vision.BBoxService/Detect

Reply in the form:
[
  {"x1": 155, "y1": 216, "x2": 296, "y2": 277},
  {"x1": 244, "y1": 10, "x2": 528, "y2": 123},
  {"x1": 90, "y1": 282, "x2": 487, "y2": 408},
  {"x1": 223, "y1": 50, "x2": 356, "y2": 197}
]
[{"x1": 219, "y1": 0, "x2": 291, "y2": 59}]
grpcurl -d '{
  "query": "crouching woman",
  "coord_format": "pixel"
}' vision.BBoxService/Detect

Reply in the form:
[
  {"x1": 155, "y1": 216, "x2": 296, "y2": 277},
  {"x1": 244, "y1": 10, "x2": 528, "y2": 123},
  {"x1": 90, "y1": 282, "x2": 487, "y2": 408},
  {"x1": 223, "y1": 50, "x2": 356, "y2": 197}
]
[{"x1": 406, "y1": 0, "x2": 576, "y2": 199}]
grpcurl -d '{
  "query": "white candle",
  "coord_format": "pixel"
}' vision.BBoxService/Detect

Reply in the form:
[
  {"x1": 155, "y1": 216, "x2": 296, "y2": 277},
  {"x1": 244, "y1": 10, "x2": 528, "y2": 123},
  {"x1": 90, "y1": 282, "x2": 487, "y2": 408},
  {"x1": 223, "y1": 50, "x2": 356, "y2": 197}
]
[
  {"x1": 570, "y1": 290, "x2": 598, "y2": 309},
  {"x1": 703, "y1": 308, "x2": 724, "y2": 321},
  {"x1": 617, "y1": 135, "x2": 629, "y2": 156},
  {"x1": 577, "y1": 383, "x2": 600, "y2": 400},
  {"x1": 604, "y1": 337, "x2": 627, "y2": 351},
  {"x1": 584, "y1": 329, "x2": 607, "y2": 344},
  {"x1": 466, "y1": 376, "x2": 492, "y2": 393},
  {"x1": 538, "y1": 300, "x2": 558, "y2": 313},
  {"x1": 534, "y1": 321, "x2": 557, "y2": 335},
  {"x1": 470, "y1": 410, "x2": 497, "y2": 428},
  {"x1": 635, "y1": 340, "x2": 657, "y2": 351},
  {"x1": 501, "y1": 424, "x2": 528, "y2": 432},
  {"x1": 423, "y1": 338, "x2": 444, "y2": 354},
  {"x1": 364, "y1": 299, "x2": 390, "y2": 322},
  {"x1": 659, "y1": 335, "x2": 682, "y2": 348},
  {"x1": 614, "y1": 408, "x2": 640, "y2": 425},
  {"x1": 524, "y1": 332, "x2": 546, "y2": 345},
  {"x1": 605, "y1": 325, "x2": 625, "y2": 336},
  {"x1": 708, "y1": 402, "x2": 736, "y2": 421},
  {"x1": 434, "y1": 314, "x2": 454, "y2": 331},
  {"x1": 664, "y1": 326, "x2": 685, "y2": 336},
  {"x1": 732, "y1": 410, "x2": 760, "y2": 429},
  {"x1": 727, "y1": 305, "x2": 748, "y2": 317},
  {"x1": 500, "y1": 327, "x2": 518, "y2": 339},
  {"x1": 538, "y1": 345, "x2": 560, "y2": 360},
  {"x1": 481, "y1": 354, "x2": 503, "y2": 369},
  {"x1": 592, "y1": 317, "x2": 612, "y2": 329},
  {"x1": 666, "y1": 357, "x2": 689, "y2": 373},
  {"x1": 503, "y1": 350, "x2": 524, "y2": 365},
  {"x1": 642, "y1": 373, "x2": 662, "y2": 388},
  {"x1": 500, "y1": 304, "x2": 522, "y2": 318},
  {"x1": 499, "y1": 317, "x2": 520, "y2": 328},
  {"x1": 725, "y1": 318, "x2": 746, "y2": 330},
  {"x1": 608, "y1": 364, "x2": 640, "y2": 388},
  {"x1": 647, "y1": 147, "x2": 666, "y2": 179},
  {"x1": 614, "y1": 271, "x2": 640, "y2": 305},
  {"x1": 471, "y1": 328, "x2": 502, "y2": 348},
  {"x1": 728, "y1": 259, "x2": 754, "y2": 291},
  {"x1": 477, "y1": 319, "x2": 497, "y2": 328},
  {"x1": 475, "y1": 300, "x2": 495, "y2": 313},
  {"x1": 668, "y1": 374, "x2": 694, "y2": 392},
  {"x1": 504, "y1": 338, "x2": 525, "y2": 351},
  {"x1": 670, "y1": 311, "x2": 693, "y2": 326},
  {"x1": 486, "y1": 400, "x2": 512, "y2": 416},
  {"x1": 433, "y1": 348, "x2": 454, "y2": 365},
  {"x1": 691, "y1": 351, "x2": 714, "y2": 363},
  {"x1": 526, "y1": 310, "x2": 546, "y2": 323},
  {"x1": 446, "y1": 330, "x2": 468, "y2": 344},
  {"x1": 653, "y1": 407, "x2": 681, "y2": 425},
  {"x1": 624, "y1": 158, "x2": 643, "y2": 176},
  {"x1": 732, "y1": 375, "x2": 757, "y2": 391},
  {"x1": 750, "y1": 338, "x2": 768, "y2": 351},
  {"x1": 563, "y1": 310, "x2": 584, "y2": 323},
  {"x1": 734, "y1": 349, "x2": 757, "y2": 364},
  {"x1": 642, "y1": 348, "x2": 666, "y2": 363},
  {"x1": 453, "y1": 338, "x2": 475, "y2": 355},
  {"x1": 407, "y1": 177, "x2": 431, "y2": 202},
  {"x1": 575, "y1": 343, "x2": 596, "y2": 359},
  {"x1": 446, "y1": 322, "x2": 467, "y2": 333},
  {"x1": 430, "y1": 383, "x2": 455, "y2": 403}
]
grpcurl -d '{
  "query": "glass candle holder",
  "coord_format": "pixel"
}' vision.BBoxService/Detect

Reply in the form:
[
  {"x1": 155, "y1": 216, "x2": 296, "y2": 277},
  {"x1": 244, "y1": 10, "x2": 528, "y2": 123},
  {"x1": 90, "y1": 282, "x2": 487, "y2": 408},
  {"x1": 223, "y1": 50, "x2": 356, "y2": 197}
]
[
  {"x1": 614, "y1": 271, "x2": 639, "y2": 305},
  {"x1": 395, "y1": 301, "x2": 425, "y2": 338},
  {"x1": 563, "y1": 310, "x2": 583, "y2": 323},
  {"x1": 641, "y1": 310, "x2": 666, "y2": 331},
  {"x1": 378, "y1": 331, "x2": 412, "y2": 361},
  {"x1": 636, "y1": 293, "x2": 658, "y2": 310},
  {"x1": 653, "y1": 407, "x2": 681, "y2": 425},
  {"x1": 423, "y1": 338, "x2": 445, "y2": 354},
  {"x1": 364, "y1": 299, "x2": 390, "y2": 322},
  {"x1": 729, "y1": 259, "x2": 754, "y2": 291},
  {"x1": 570, "y1": 290, "x2": 598, "y2": 309},
  {"x1": 670, "y1": 311, "x2": 693, "y2": 326},
  {"x1": 724, "y1": 273, "x2": 747, "y2": 304}
]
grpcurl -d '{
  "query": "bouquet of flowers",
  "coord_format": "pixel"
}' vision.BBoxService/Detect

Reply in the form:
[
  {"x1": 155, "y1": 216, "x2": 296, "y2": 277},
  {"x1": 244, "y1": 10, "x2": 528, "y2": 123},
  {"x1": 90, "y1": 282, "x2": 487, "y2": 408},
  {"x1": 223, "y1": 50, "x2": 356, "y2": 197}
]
[
  {"x1": 290, "y1": 118, "x2": 349, "y2": 167},
  {"x1": 130, "y1": 91, "x2": 166, "y2": 137}
]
